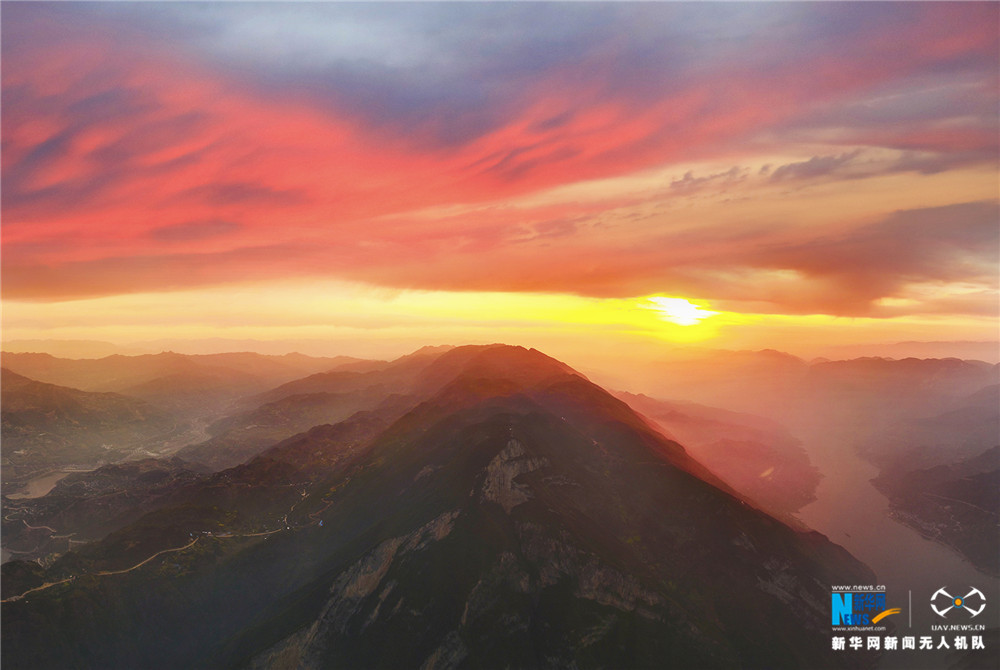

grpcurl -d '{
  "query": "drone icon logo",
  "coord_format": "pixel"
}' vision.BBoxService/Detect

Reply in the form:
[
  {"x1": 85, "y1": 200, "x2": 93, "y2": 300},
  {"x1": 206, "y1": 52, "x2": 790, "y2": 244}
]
[{"x1": 930, "y1": 587, "x2": 986, "y2": 617}]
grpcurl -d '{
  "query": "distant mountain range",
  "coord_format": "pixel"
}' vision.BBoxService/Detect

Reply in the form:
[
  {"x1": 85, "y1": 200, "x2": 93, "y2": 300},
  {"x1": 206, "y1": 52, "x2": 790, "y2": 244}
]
[
  {"x1": 2, "y1": 345, "x2": 877, "y2": 669},
  {"x1": 623, "y1": 349, "x2": 997, "y2": 421},
  {"x1": 0, "y1": 351, "x2": 361, "y2": 489},
  {"x1": 6, "y1": 337, "x2": 997, "y2": 364},
  {"x1": 858, "y1": 384, "x2": 1000, "y2": 471},
  {"x1": 820, "y1": 341, "x2": 999, "y2": 364},
  {"x1": 1, "y1": 369, "x2": 175, "y2": 485},
  {"x1": 174, "y1": 345, "x2": 454, "y2": 469},
  {"x1": 1, "y1": 350, "x2": 360, "y2": 407}
]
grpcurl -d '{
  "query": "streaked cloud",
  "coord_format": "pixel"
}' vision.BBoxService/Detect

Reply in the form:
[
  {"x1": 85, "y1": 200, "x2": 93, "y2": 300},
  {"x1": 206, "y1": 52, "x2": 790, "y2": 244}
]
[{"x1": 150, "y1": 220, "x2": 244, "y2": 242}]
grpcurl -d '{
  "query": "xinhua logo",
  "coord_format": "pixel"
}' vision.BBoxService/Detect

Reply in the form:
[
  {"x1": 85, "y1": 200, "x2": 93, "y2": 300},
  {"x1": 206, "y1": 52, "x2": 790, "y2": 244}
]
[
  {"x1": 931, "y1": 587, "x2": 986, "y2": 618},
  {"x1": 831, "y1": 592, "x2": 899, "y2": 626}
]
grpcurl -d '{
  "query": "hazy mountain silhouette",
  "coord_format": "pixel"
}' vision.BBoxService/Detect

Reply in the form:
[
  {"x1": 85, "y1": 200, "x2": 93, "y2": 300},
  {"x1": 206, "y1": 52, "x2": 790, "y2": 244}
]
[
  {"x1": 2, "y1": 339, "x2": 148, "y2": 358},
  {"x1": 821, "y1": 341, "x2": 999, "y2": 365},
  {"x1": 1, "y1": 369, "x2": 175, "y2": 487},
  {"x1": 175, "y1": 344, "x2": 559, "y2": 472},
  {"x1": 804, "y1": 357, "x2": 997, "y2": 420},
  {"x1": 625, "y1": 351, "x2": 996, "y2": 425},
  {"x1": 176, "y1": 390, "x2": 414, "y2": 471},
  {"x1": 1, "y1": 351, "x2": 355, "y2": 415},
  {"x1": 614, "y1": 391, "x2": 820, "y2": 518},
  {"x1": 174, "y1": 346, "x2": 460, "y2": 470},
  {"x1": 859, "y1": 383, "x2": 1000, "y2": 471},
  {"x1": 246, "y1": 344, "x2": 456, "y2": 407}
]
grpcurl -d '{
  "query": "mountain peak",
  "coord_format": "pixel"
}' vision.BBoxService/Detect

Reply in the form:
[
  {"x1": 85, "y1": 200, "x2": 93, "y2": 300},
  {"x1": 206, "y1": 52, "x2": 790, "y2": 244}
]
[{"x1": 416, "y1": 344, "x2": 583, "y2": 394}]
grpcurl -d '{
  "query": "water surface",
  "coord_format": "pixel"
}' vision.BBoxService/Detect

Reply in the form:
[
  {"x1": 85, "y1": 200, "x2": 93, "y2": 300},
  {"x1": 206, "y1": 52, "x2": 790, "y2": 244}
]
[
  {"x1": 5, "y1": 470, "x2": 75, "y2": 500},
  {"x1": 794, "y1": 426, "x2": 998, "y2": 669}
]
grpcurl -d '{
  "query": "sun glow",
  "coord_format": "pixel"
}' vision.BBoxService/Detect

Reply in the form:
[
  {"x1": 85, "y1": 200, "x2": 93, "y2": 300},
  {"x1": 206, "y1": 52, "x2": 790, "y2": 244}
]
[
  {"x1": 644, "y1": 297, "x2": 719, "y2": 326},
  {"x1": 5, "y1": 280, "x2": 997, "y2": 363},
  {"x1": 2, "y1": 282, "x2": 735, "y2": 357}
]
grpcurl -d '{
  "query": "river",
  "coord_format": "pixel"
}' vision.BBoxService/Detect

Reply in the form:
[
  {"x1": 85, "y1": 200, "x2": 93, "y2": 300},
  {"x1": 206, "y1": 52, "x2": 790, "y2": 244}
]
[
  {"x1": 3, "y1": 471, "x2": 72, "y2": 565},
  {"x1": 793, "y1": 424, "x2": 998, "y2": 669}
]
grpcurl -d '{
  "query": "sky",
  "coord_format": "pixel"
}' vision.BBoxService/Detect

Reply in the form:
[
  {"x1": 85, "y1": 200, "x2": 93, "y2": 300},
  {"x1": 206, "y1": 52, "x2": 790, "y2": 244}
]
[{"x1": 2, "y1": 2, "x2": 998, "y2": 365}]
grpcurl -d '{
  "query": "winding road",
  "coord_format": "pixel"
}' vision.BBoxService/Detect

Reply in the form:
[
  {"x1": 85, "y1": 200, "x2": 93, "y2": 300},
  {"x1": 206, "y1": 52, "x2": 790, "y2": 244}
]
[
  {"x1": 2, "y1": 494, "x2": 335, "y2": 603},
  {"x1": 93, "y1": 537, "x2": 200, "y2": 577}
]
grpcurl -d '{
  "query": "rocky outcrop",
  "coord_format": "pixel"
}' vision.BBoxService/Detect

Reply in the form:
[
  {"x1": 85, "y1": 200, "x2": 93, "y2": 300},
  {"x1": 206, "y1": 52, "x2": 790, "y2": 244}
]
[
  {"x1": 250, "y1": 510, "x2": 461, "y2": 669},
  {"x1": 480, "y1": 439, "x2": 548, "y2": 513}
]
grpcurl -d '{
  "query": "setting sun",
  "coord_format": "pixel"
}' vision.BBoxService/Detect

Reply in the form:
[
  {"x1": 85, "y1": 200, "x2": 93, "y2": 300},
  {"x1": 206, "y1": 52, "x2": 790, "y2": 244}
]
[{"x1": 644, "y1": 297, "x2": 719, "y2": 327}]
